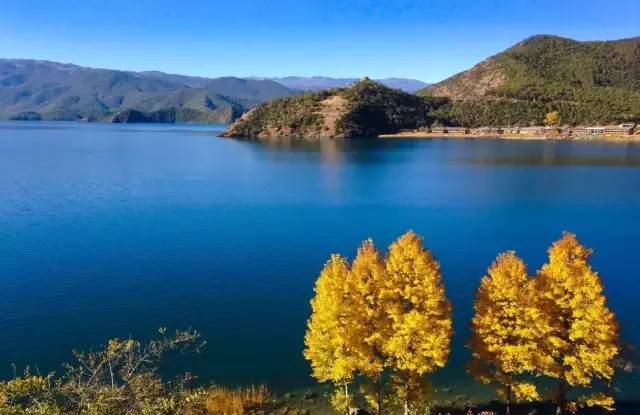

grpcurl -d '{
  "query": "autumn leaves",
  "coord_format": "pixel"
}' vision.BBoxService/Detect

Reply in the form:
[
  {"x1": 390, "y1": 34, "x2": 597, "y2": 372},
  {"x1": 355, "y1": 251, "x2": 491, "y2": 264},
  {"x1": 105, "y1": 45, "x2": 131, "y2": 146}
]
[
  {"x1": 304, "y1": 231, "x2": 619, "y2": 415},
  {"x1": 470, "y1": 233, "x2": 619, "y2": 414},
  {"x1": 304, "y1": 232, "x2": 451, "y2": 414}
]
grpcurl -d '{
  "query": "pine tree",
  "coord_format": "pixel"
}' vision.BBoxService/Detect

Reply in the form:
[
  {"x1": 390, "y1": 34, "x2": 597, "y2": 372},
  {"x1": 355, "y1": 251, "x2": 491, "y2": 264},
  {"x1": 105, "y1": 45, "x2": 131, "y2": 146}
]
[
  {"x1": 537, "y1": 232, "x2": 619, "y2": 414},
  {"x1": 468, "y1": 251, "x2": 549, "y2": 415},
  {"x1": 382, "y1": 230, "x2": 452, "y2": 415},
  {"x1": 346, "y1": 239, "x2": 389, "y2": 415},
  {"x1": 303, "y1": 254, "x2": 356, "y2": 412}
]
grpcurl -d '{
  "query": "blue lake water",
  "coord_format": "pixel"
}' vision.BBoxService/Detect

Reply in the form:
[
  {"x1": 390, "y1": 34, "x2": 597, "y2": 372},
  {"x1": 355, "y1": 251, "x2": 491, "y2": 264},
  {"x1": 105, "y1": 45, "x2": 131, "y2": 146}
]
[{"x1": 0, "y1": 122, "x2": 639, "y2": 398}]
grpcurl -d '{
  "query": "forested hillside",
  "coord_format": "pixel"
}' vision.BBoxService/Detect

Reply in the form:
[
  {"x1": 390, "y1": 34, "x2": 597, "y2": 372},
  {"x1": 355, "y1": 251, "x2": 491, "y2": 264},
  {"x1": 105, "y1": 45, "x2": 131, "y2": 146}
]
[
  {"x1": 223, "y1": 78, "x2": 443, "y2": 138},
  {"x1": 419, "y1": 35, "x2": 640, "y2": 126}
]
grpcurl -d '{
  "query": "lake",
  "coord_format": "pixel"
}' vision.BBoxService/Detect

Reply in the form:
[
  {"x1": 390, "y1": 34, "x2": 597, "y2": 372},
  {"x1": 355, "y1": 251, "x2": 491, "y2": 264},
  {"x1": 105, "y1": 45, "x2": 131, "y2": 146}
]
[{"x1": 0, "y1": 122, "x2": 639, "y2": 398}]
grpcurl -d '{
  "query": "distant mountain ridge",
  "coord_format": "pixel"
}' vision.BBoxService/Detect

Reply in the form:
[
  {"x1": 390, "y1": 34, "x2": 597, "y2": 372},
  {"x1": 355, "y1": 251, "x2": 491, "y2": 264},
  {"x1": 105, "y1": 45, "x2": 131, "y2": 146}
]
[
  {"x1": 417, "y1": 35, "x2": 640, "y2": 126},
  {"x1": 246, "y1": 76, "x2": 429, "y2": 92},
  {"x1": 0, "y1": 59, "x2": 296, "y2": 123},
  {"x1": 0, "y1": 59, "x2": 429, "y2": 123}
]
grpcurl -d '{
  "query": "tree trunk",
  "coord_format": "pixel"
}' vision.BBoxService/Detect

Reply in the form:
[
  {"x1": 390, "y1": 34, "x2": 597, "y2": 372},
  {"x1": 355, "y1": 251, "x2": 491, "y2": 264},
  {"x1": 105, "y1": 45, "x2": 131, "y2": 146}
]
[
  {"x1": 344, "y1": 383, "x2": 350, "y2": 415},
  {"x1": 505, "y1": 385, "x2": 512, "y2": 415},
  {"x1": 403, "y1": 399, "x2": 409, "y2": 415},
  {"x1": 555, "y1": 377, "x2": 566, "y2": 415},
  {"x1": 375, "y1": 376, "x2": 382, "y2": 415}
]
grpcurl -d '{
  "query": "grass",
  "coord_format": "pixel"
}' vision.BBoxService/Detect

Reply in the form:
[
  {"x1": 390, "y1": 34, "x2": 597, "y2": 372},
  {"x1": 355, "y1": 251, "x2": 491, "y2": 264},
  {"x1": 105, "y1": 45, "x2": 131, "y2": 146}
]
[{"x1": 204, "y1": 384, "x2": 274, "y2": 415}]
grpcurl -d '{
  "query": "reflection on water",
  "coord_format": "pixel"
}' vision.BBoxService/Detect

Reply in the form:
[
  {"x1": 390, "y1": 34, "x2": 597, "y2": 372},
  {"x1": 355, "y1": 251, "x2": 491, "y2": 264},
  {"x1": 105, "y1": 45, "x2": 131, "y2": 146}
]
[{"x1": 0, "y1": 123, "x2": 639, "y2": 398}]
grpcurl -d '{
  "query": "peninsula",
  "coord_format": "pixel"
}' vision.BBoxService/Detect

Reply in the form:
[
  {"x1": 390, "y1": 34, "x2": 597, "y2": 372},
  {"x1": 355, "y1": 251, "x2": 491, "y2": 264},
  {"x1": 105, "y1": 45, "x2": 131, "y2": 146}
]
[{"x1": 222, "y1": 77, "x2": 438, "y2": 139}]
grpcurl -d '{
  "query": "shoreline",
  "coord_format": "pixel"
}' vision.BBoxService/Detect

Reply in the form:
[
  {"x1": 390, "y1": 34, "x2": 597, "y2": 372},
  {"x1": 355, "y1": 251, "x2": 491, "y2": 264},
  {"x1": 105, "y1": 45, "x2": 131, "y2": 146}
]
[{"x1": 378, "y1": 131, "x2": 640, "y2": 142}]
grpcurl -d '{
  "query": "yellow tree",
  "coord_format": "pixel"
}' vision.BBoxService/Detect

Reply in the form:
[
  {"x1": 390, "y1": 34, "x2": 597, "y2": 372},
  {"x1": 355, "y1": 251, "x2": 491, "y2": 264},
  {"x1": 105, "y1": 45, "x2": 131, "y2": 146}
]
[
  {"x1": 544, "y1": 111, "x2": 560, "y2": 126},
  {"x1": 382, "y1": 230, "x2": 452, "y2": 415},
  {"x1": 468, "y1": 251, "x2": 550, "y2": 415},
  {"x1": 345, "y1": 239, "x2": 389, "y2": 415},
  {"x1": 303, "y1": 254, "x2": 356, "y2": 413},
  {"x1": 536, "y1": 232, "x2": 619, "y2": 414}
]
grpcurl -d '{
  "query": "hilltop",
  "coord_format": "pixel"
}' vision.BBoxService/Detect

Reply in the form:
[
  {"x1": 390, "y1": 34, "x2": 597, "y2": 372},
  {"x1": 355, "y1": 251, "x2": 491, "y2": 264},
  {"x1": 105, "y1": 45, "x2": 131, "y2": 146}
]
[
  {"x1": 0, "y1": 59, "x2": 295, "y2": 123},
  {"x1": 222, "y1": 78, "x2": 442, "y2": 139},
  {"x1": 418, "y1": 35, "x2": 640, "y2": 126}
]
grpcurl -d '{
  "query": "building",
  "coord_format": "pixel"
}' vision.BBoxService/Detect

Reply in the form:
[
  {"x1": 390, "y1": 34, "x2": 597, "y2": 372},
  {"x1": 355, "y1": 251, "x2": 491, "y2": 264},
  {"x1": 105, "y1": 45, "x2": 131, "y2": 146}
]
[
  {"x1": 518, "y1": 126, "x2": 548, "y2": 136},
  {"x1": 568, "y1": 127, "x2": 589, "y2": 136},
  {"x1": 429, "y1": 126, "x2": 469, "y2": 135},
  {"x1": 603, "y1": 125, "x2": 635, "y2": 136},
  {"x1": 446, "y1": 127, "x2": 470, "y2": 135},
  {"x1": 476, "y1": 127, "x2": 504, "y2": 135},
  {"x1": 571, "y1": 125, "x2": 635, "y2": 137}
]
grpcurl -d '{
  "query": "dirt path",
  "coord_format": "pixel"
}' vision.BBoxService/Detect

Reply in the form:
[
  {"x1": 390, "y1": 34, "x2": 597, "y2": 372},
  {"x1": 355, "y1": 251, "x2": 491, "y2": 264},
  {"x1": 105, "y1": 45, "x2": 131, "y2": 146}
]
[{"x1": 318, "y1": 95, "x2": 348, "y2": 137}]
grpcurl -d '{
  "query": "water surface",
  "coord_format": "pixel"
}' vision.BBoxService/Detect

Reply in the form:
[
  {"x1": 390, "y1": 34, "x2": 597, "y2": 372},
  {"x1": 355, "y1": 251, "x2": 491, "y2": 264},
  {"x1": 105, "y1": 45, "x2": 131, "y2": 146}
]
[{"x1": 0, "y1": 122, "x2": 638, "y2": 397}]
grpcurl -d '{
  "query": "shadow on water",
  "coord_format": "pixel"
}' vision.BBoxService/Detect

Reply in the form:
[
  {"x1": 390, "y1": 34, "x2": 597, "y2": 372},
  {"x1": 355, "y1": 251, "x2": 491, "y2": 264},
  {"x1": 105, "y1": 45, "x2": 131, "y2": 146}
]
[{"x1": 234, "y1": 136, "x2": 640, "y2": 167}]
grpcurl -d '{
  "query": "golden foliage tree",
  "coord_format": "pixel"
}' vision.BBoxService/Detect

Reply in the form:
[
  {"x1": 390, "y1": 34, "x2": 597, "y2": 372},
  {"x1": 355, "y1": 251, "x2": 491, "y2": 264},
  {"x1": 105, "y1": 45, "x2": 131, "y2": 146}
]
[
  {"x1": 468, "y1": 251, "x2": 550, "y2": 414},
  {"x1": 346, "y1": 239, "x2": 389, "y2": 415},
  {"x1": 536, "y1": 232, "x2": 619, "y2": 414},
  {"x1": 303, "y1": 254, "x2": 356, "y2": 411},
  {"x1": 382, "y1": 230, "x2": 452, "y2": 415},
  {"x1": 544, "y1": 110, "x2": 560, "y2": 126}
]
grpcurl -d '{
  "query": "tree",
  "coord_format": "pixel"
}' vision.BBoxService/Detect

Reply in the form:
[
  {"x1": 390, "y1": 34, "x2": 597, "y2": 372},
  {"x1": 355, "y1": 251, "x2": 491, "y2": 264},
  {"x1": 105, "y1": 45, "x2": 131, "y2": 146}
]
[
  {"x1": 0, "y1": 329, "x2": 205, "y2": 415},
  {"x1": 544, "y1": 110, "x2": 560, "y2": 126},
  {"x1": 304, "y1": 254, "x2": 356, "y2": 412},
  {"x1": 382, "y1": 231, "x2": 452, "y2": 415},
  {"x1": 346, "y1": 239, "x2": 389, "y2": 415},
  {"x1": 536, "y1": 232, "x2": 619, "y2": 414},
  {"x1": 468, "y1": 251, "x2": 550, "y2": 415}
]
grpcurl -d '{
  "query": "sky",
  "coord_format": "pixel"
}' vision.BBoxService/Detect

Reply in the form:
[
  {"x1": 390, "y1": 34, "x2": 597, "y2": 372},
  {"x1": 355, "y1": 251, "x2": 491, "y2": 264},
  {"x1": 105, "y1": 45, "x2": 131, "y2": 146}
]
[{"x1": 1, "y1": 0, "x2": 639, "y2": 82}]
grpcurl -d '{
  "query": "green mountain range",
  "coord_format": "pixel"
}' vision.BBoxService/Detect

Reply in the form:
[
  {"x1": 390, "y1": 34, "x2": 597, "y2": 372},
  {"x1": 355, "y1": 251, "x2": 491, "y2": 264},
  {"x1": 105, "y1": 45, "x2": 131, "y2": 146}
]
[
  {"x1": 0, "y1": 59, "x2": 295, "y2": 123},
  {"x1": 224, "y1": 35, "x2": 640, "y2": 139},
  {"x1": 418, "y1": 35, "x2": 640, "y2": 127},
  {"x1": 4, "y1": 35, "x2": 639, "y2": 130}
]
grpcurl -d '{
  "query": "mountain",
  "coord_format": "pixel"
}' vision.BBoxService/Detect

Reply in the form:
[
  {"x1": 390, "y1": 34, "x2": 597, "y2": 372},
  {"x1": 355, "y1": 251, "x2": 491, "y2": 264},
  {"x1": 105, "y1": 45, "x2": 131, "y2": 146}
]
[
  {"x1": 222, "y1": 78, "x2": 441, "y2": 139},
  {"x1": 247, "y1": 76, "x2": 429, "y2": 92},
  {"x1": 0, "y1": 59, "x2": 296, "y2": 123},
  {"x1": 418, "y1": 35, "x2": 640, "y2": 126}
]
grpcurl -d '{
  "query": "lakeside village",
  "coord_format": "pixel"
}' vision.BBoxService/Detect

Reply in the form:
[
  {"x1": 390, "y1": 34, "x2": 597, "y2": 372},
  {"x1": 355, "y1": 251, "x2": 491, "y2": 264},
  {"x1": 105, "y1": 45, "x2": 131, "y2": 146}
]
[{"x1": 384, "y1": 122, "x2": 639, "y2": 140}]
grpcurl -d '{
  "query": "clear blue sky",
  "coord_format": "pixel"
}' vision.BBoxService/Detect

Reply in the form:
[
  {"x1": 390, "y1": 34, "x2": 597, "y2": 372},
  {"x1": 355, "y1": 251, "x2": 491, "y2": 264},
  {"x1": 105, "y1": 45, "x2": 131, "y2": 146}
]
[{"x1": 1, "y1": 0, "x2": 638, "y2": 82}]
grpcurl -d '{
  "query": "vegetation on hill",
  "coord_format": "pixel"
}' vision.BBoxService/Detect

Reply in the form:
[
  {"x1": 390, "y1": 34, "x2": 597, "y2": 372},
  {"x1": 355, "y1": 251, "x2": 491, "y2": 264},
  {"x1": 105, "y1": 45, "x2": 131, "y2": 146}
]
[
  {"x1": 225, "y1": 36, "x2": 640, "y2": 138},
  {"x1": 223, "y1": 79, "x2": 442, "y2": 138},
  {"x1": 418, "y1": 35, "x2": 640, "y2": 126},
  {"x1": 109, "y1": 107, "x2": 239, "y2": 124}
]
